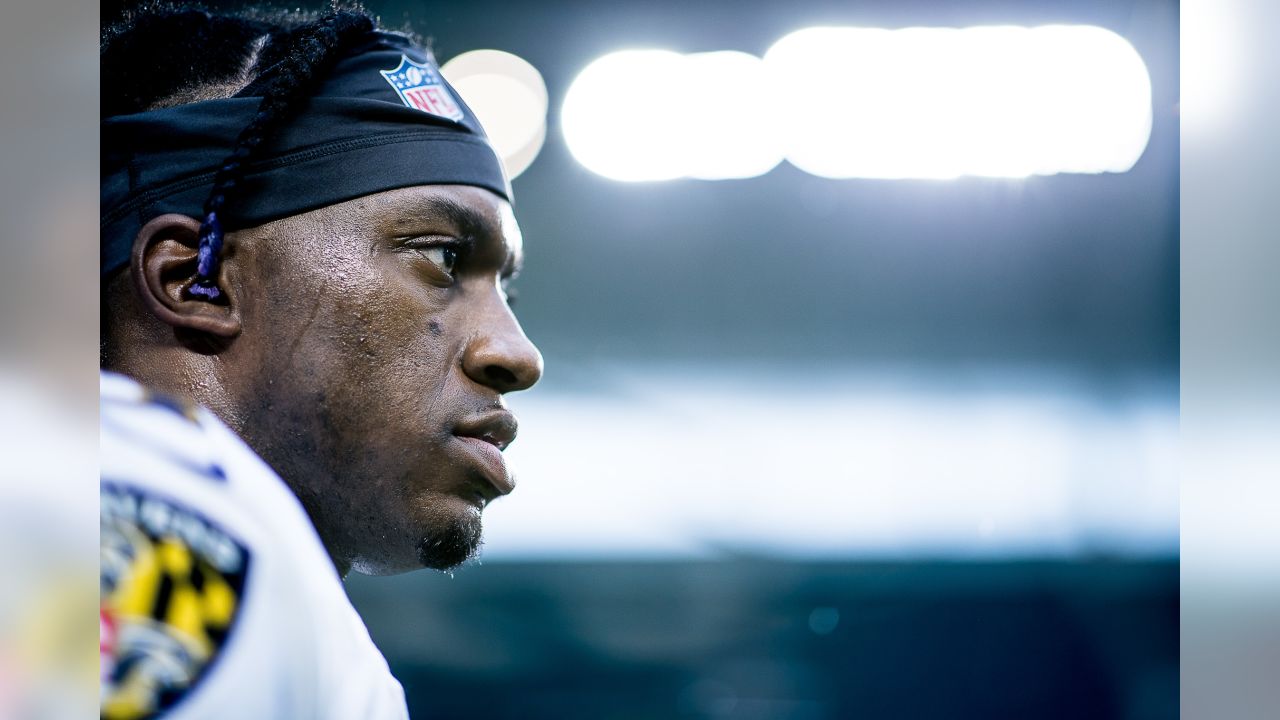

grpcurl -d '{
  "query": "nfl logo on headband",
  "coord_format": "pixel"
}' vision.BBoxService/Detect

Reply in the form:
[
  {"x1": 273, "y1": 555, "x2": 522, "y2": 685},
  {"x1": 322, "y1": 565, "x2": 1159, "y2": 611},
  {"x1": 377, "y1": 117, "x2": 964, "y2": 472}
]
[{"x1": 380, "y1": 55, "x2": 465, "y2": 122}]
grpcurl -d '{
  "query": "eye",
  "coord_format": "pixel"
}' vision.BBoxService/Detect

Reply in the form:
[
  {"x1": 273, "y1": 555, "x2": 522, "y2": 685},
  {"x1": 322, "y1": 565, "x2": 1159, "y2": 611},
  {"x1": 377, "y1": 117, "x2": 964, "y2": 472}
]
[{"x1": 418, "y1": 245, "x2": 458, "y2": 276}]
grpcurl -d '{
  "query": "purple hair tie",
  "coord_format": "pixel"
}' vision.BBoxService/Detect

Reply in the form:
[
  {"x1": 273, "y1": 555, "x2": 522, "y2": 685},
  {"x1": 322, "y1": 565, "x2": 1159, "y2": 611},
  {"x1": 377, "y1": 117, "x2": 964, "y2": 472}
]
[{"x1": 188, "y1": 211, "x2": 224, "y2": 300}]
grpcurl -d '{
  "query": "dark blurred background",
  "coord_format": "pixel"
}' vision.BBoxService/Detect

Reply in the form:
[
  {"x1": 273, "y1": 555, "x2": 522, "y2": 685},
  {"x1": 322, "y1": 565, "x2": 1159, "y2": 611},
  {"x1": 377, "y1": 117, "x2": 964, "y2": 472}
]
[
  {"x1": 103, "y1": 0, "x2": 1179, "y2": 717},
  {"x1": 349, "y1": 559, "x2": 1176, "y2": 719}
]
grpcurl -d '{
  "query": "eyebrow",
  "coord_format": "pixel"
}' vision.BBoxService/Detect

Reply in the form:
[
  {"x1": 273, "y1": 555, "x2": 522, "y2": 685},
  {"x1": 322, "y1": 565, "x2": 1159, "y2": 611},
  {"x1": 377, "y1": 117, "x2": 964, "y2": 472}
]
[{"x1": 391, "y1": 196, "x2": 493, "y2": 240}]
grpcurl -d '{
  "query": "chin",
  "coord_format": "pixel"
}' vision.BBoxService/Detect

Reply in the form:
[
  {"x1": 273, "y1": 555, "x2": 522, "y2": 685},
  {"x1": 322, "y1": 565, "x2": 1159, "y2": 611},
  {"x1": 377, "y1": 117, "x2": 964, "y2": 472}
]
[
  {"x1": 414, "y1": 505, "x2": 484, "y2": 570},
  {"x1": 348, "y1": 493, "x2": 487, "y2": 575}
]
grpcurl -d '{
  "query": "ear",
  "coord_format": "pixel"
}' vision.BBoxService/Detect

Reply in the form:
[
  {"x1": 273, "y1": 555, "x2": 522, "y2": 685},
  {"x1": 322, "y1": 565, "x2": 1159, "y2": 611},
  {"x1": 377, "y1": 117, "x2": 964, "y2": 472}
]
[{"x1": 130, "y1": 213, "x2": 242, "y2": 339}]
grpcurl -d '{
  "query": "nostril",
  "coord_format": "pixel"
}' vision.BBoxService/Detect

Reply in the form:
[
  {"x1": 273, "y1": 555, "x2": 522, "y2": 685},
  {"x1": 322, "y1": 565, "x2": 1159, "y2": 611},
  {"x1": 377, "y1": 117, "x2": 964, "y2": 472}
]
[{"x1": 484, "y1": 364, "x2": 518, "y2": 389}]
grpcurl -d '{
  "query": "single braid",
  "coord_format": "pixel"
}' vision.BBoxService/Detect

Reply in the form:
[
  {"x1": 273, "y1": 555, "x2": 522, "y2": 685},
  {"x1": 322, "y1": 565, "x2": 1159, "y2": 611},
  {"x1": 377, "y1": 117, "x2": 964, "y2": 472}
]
[{"x1": 188, "y1": 10, "x2": 375, "y2": 300}]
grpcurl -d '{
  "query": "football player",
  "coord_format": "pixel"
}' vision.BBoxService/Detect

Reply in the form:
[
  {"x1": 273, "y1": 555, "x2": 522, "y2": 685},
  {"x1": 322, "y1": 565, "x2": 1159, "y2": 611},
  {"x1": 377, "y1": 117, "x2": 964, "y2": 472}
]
[{"x1": 100, "y1": 4, "x2": 542, "y2": 717}]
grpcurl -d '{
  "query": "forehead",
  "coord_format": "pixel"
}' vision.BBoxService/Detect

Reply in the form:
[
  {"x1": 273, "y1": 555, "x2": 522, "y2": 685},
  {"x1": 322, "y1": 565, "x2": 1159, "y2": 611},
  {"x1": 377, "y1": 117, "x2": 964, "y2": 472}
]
[{"x1": 290, "y1": 184, "x2": 523, "y2": 257}]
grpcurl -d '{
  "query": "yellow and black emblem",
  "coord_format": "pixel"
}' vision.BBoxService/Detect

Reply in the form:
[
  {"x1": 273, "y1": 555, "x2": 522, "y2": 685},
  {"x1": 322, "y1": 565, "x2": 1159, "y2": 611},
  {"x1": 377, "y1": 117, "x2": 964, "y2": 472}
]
[{"x1": 100, "y1": 483, "x2": 249, "y2": 720}]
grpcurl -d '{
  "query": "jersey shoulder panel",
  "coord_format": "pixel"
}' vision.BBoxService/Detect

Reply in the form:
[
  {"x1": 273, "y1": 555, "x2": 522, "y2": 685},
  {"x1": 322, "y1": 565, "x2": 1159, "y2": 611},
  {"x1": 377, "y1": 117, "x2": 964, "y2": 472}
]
[{"x1": 101, "y1": 372, "x2": 228, "y2": 487}]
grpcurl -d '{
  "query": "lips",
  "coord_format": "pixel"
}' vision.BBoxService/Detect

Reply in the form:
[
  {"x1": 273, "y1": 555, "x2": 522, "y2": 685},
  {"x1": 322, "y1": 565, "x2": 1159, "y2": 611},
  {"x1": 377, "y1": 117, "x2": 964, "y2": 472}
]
[{"x1": 452, "y1": 411, "x2": 518, "y2": 501}]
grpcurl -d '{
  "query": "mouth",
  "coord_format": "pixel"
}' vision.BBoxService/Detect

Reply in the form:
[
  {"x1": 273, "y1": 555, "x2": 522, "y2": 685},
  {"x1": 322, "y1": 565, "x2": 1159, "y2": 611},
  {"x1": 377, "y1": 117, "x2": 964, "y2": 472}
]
[{"x1": 452, "y1": 412, "x2": 518, "y2": 503}]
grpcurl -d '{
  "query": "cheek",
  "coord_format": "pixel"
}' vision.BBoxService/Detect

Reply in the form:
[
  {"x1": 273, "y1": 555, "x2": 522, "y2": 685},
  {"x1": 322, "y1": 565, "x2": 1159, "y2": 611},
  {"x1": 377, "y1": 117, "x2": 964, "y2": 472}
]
[
  {"x1": 307, "y1": 258, "x2": 460, "y2": 439},
  {"x1": 353, "y1": 265, "x2": 454, "y2": 379},
  {"x1": 245, "y1": 238, "x2": 467, "y2": 485}
]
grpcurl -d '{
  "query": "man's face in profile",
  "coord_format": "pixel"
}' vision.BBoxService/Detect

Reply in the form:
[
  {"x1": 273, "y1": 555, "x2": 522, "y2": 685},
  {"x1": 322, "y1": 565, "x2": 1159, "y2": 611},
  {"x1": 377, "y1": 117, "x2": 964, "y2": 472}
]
[{"x1": 222, "y1": 183, "x2": 542, "y2": 575}]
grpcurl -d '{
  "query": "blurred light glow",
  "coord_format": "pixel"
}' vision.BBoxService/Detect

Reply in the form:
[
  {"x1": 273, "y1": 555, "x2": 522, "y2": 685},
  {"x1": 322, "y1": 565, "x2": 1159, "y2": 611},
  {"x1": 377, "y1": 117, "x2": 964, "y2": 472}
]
[
  {"x1": 488, "y1": 367, "x2": 1177, "y2": 560},
  {"x1": 765, "y1": 25, "x2": 1152, "y2": 179},
  {"x1": 561, "y1": 26, "x2": 1153, "y2": 182},
  {"x1": 1181, "y1": 0, "x2": 1241, "y2": 136},
  {"x1": 561, "y1": 50, "x2": 784, "y2": 181},
  {"x1": 440, "y1": 49, "x2": 548, "y2": 179}
]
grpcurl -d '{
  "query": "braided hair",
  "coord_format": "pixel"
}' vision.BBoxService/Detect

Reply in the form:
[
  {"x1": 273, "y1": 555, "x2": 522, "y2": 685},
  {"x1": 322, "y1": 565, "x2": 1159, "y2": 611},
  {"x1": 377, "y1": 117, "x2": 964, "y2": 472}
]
[{"x1": 102, "y1": 2, "x2": 379, "y2": 300}]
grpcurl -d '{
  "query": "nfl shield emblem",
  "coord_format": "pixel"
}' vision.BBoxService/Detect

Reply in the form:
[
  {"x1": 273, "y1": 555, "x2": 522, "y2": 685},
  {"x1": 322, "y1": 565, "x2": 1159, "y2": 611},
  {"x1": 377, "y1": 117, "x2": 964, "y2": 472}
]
[{"x1": 380, "y1": 55, "x2": 465, "y2": 122}]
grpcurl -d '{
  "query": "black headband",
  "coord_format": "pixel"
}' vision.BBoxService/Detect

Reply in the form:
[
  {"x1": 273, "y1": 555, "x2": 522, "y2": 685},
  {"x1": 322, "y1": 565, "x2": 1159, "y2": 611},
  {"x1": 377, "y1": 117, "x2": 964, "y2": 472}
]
[{"x1": 101, "y1": 32, "x2": 511, "y2": 276}]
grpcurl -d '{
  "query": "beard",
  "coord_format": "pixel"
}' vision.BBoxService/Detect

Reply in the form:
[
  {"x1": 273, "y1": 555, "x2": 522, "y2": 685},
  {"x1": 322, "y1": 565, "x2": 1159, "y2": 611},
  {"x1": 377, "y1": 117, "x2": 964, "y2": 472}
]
[{"x1": 415, "y1": 510, "x2": 484, "y2": 570}]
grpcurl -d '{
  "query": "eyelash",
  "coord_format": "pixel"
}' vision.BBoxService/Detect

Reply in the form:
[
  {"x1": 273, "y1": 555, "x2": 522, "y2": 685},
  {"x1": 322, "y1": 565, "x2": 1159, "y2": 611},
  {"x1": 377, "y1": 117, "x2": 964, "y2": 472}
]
[{"x1": 402, "y1": 237, "x2": 466, "y2": 276}]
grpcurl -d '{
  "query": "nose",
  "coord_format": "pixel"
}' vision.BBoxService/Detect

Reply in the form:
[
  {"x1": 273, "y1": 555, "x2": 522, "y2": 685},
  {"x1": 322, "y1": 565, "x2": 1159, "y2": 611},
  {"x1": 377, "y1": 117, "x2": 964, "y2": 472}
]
[{"x1": 461, "y1": 295, "x2": 543, "y2": 394}]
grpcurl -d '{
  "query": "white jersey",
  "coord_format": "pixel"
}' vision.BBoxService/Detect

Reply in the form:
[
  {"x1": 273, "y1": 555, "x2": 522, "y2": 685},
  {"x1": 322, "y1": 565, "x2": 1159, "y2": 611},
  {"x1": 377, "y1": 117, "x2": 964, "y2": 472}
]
[{"x1": 99, "y1": 371, "x2": 408, "y2": 720}]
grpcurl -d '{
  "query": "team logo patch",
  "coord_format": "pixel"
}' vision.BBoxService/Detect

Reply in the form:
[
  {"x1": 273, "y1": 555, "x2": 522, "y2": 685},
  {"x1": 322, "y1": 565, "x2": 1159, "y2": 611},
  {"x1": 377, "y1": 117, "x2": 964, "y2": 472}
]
[
  {"x1": 380, "y1": 54, "x2": 465, "y2": 122},
  {"x1": 100, "y1": 483, "x2": 250, "y2": 720}
]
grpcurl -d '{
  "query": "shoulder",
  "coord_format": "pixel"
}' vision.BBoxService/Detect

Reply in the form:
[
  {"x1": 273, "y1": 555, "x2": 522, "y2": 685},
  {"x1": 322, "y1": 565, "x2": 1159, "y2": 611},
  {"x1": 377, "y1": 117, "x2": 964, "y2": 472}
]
[
  {"x1": 100, "y1": 371, "x2": 296, "y2": 536},
  {"x1": 99, "y1": 371, "x2": 407, "y2": 719},
  {"x1": 100, "y1": 371, "x2": 227, "y2": 485},
  {"x1": 100, "y1": 371, "x2": 312, "y2": 718}
]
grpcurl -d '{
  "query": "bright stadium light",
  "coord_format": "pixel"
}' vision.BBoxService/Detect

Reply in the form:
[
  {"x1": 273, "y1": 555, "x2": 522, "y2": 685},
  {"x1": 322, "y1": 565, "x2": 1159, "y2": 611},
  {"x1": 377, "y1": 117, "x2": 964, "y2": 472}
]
[
  {"x1": 562, "y1": 26, "x2": 1151, "y2": 182},
  {"x1": 680, "y1": 51, "x2": 785, "y2": 180},
  {"x1": 561, "y1": 50, "x2": 687, "y2": 182},
  {"x1": 764, "y1": 25, "x2": 1153, "y2": 179},
  {"x1": 440, "y1": 49, "x2": 548, "y2": 179},
  {"x1": 561, "y1": 50, "x2": 783, "y2": 181}
]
